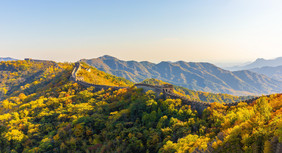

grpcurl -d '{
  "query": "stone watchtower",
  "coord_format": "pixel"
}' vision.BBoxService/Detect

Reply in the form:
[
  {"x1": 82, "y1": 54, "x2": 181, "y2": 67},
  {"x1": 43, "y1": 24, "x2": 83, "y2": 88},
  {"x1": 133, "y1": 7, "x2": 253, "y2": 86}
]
[
  {"x1": 162, "y1": 84, "x2": 173, "y2": 93},
  {"x1": 135, "y1": 83, "x2": 173, "y2": 94}
]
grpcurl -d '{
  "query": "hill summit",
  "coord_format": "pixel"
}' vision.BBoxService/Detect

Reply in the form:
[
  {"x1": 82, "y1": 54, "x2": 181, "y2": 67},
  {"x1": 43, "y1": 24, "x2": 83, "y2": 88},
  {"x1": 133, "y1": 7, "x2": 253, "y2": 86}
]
[{"x1": 227, "y1": 57, "x2": 282, "y2": 71}]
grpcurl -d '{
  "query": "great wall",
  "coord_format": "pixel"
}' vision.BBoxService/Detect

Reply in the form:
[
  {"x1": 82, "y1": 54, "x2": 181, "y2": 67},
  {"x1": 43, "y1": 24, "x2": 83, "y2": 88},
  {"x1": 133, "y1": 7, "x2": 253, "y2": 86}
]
[
  {"x1": 69, "y1": 62, "x2": 127, "y2": 91},
  {"x1": 20, "y1": 60, "x2": 263, "y2": 114},
  {"x1": 15, "y1": 60, "x2": 282, "y2": 152},
  {"x1": 69, "y1": 62, "x2": 263, "y2": 114}
]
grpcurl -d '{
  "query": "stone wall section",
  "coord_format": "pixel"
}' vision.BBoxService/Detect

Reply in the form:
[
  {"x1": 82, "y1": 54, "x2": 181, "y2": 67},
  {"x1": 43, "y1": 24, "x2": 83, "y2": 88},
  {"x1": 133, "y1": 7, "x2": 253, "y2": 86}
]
[
  {"x1": 70, "y1": 62, "x2": 128, "y2": 91},
  {"x1": 134, "y1": 82, "x2": 260, "y2": 111},
  {"x1": 134, "y1": 83, "x2": 163, "y2": 93},
  {"x1": 69, "y1": 62, "x2": 279, "y2": 114}
]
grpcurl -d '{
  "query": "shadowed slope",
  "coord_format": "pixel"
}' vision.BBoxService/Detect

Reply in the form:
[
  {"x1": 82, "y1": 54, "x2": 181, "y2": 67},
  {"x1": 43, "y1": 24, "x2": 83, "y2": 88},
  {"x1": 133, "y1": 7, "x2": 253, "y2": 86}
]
[{"x1": 81, "y1": 55, "x2": 282, "y2": 95}]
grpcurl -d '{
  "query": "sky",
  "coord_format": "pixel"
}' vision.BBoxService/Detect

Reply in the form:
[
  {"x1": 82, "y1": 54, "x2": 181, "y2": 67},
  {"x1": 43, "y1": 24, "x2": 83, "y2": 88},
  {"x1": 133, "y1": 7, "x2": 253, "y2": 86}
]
[{"x1": 0, "y1": 0, "x2": 282, "y2": 66}]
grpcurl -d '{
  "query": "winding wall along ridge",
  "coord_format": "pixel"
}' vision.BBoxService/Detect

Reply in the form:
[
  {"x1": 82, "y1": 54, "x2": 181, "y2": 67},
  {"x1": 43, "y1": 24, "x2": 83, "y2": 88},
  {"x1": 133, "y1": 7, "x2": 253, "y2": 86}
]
[
  {"x1": 70, "y1": 62, "x2": 128, "y2": 91},
  {"x1": 70, "y1": 62, "x2": 277, "y2": 114}
]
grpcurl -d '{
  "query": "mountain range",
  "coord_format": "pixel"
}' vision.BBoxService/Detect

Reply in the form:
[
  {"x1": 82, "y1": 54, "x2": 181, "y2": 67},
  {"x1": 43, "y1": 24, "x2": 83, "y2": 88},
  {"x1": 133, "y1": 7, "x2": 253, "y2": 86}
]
[
  {"x1": 0, "y1": 57, "x2": 18, "y2": 61},
  {"x1": 1, "y1": 58, "x2": 282, "y2": 152},
  {"x1": 249, "y1": 65, "x2": 282, "y2": 81},
  {"x1": 226, "y1": 57, "x2": 282, "y2": 71},
  {"x1": 80, "y1": 55, "x2": 282, "y2": 95},
  {"x1": 225, "y1": 57, "x2": 282, "y2": 81}
]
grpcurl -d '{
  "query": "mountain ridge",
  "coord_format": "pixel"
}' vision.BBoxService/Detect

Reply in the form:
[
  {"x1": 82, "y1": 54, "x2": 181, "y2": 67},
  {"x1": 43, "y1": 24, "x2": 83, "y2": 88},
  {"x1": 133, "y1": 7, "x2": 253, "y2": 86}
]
[
  {"x1": 1, "y1": 60, "x2": 282, "y2": 153},
  {"x1": 249, "y1": 65, "x2": 282, "y2": 81},
  {"x1": 81, "y1": 55, "x2": 282, "y2": 95},
  {"x1": 0, "y1": 57, "x2": 18, "y2": 61},
  {"x1": 226, "y1": 57, "x2": 282, "y2": 71}
]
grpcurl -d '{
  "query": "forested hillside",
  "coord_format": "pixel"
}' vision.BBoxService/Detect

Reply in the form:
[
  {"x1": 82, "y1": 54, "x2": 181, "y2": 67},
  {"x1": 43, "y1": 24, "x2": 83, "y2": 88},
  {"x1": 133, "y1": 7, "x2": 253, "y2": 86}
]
[
  {"x1": 0, "y1": 60, "x2": 71, "y2": 100},
  {"x1": 0, "y1": 60, "x2": 282, "y2": 153},
  {"x1": 161, "y1": 94, "x2": 282, "y2": 152},
  {"x1": 141, "y1": 78, "x2": 254, "y2": 103},
  {"x1": 76, "y1": 62, "x2": 133, "y2": 87}
]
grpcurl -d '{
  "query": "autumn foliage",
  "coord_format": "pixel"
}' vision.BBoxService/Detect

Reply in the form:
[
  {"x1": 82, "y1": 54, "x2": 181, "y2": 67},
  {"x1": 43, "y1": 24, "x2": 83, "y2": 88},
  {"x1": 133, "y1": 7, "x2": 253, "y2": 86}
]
[{"x1": 0, "y1": 61, "x2": 281, "y2": 153}]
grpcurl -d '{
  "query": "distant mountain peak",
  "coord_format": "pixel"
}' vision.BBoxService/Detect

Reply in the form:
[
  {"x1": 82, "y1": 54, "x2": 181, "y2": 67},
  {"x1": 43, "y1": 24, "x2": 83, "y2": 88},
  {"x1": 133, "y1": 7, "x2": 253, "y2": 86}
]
[
  {"x1": 255, "y1": 58, "x2": 264, "y2": 61},
  {"x1": 0, "y1": 57, "x2": 18, "y2": 61},
  {"x1": 226, "y1": 57, "x2": 282, "y2": 71},
  {"x1": 99, "y1": 55, "x2": 118, "y2": 60},
  {"x1": 157, "y1": 61, "x2": 170, "y2": 65}
]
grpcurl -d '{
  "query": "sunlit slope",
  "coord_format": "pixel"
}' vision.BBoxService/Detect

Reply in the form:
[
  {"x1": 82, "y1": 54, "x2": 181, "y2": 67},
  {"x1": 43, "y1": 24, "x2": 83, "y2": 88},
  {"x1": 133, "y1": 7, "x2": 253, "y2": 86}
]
[
  {"x1": 76, "y1": 62, "x2": 134, "y2": 87},
  {"x1": 161, "y1": 93, "x2": 282, "y2": 152},
  {"x1": 0, "y1": 60, "x2": 72, "y2": 100},
  {"x1": 0, "y1": 60, "x2": 282, "y2": 153},
  {"x1": 0, "y1": 61, "x2": 133, "y2": 101}
]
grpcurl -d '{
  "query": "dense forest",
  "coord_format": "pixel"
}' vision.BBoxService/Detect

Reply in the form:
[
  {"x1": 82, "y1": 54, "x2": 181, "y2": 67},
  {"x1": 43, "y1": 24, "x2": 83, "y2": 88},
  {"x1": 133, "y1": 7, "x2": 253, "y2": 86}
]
[
  {"x1": 141, "y1": 78, "x2": 254, "y2": 103},
  {"x1": 0, "y1": 60, "x2": 282, "y2": 153}
]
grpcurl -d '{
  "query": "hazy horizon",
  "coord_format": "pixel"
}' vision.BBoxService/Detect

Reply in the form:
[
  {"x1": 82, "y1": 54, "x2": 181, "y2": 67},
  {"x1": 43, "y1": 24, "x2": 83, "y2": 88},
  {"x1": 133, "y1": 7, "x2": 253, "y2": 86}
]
[
  {"x1": 1, "y1": 0, "x2": 282, "y2": 65},
  {"x1": 3, "y1": 54, "x2": 282, "y2": 68}
]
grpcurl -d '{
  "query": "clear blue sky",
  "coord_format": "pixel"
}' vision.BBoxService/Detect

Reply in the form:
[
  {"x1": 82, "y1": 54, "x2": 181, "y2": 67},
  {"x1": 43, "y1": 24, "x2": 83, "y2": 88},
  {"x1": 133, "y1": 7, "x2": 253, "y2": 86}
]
[{"x1": 0, "y1": 0, "x2": 281, "y2": 65}]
